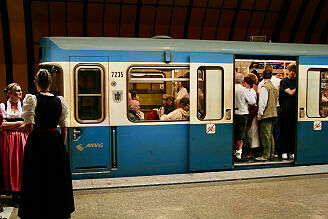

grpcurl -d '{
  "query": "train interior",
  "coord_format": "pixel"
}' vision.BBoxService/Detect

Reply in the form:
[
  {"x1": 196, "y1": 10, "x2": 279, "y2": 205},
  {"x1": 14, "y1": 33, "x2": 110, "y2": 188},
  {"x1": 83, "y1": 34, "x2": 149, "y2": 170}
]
[
  {"x1": 128, "y1": 67, "x2": 190, "y2": 121},
  {"x1": 234, "y1": 55, "x2": 298, "y2": 166}
]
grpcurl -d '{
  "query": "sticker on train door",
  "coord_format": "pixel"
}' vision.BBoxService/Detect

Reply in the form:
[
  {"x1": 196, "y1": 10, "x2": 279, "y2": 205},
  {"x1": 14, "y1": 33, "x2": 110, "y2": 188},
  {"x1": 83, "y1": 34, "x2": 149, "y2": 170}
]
[
  {"x1": 313, "y1": 121, "x2": 322, "y2": 130},
  {"x1": 206, "y1": 124, "x2": 216, "y2": 134}
]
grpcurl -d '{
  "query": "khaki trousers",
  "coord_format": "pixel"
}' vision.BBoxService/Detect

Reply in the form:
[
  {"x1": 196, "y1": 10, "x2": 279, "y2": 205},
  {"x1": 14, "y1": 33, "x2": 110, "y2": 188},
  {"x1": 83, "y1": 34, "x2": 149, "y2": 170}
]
[{"x1": 260, "y1": 117, "x2": 276, "y2": 159}]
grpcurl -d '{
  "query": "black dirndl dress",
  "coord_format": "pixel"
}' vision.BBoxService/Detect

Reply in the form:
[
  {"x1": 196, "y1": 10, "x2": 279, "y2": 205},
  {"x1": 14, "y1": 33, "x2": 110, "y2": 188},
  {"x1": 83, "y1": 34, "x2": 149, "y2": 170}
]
[{"x1": 18, "y1": 94, "x2": 74, "y2": 219}]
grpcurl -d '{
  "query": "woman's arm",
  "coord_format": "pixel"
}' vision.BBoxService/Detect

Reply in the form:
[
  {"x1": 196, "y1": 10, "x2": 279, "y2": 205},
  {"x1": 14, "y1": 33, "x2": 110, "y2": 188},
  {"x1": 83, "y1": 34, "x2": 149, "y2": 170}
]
[
  {"x1": 12, "y1": 122, "x2": 26, "y2": 131},
  {"x1": 58, "y1": 96, "x2": 68, "y2": 144},
  {"x1": 2, "y1": 121, "x2": 24, "y2": 130}
]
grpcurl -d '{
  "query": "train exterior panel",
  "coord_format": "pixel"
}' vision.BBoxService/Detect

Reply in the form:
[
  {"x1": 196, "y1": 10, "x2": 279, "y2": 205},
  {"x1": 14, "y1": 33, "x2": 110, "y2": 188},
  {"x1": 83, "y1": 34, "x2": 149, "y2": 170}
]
[{"x1": 39, "y1": 37, "x2": 328, "y2": 179}]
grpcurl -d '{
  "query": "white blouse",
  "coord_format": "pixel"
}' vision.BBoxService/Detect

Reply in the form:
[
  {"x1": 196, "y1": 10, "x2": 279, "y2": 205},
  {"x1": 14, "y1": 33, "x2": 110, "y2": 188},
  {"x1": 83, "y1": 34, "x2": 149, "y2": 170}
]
[
  {"x1": 22, "y1": 93, "x2": 68, "y2": 127},
  {"x1": 0, "y1": 100, "x2": 23, "y2": 119}
]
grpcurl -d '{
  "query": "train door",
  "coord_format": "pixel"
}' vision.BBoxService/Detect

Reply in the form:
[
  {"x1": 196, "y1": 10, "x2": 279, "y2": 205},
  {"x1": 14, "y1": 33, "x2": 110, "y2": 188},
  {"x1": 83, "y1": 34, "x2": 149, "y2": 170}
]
[
  {"x1": 68, "y1": 57, "x2": 111, "y2": 177},
  {"x1": 234, "y1": 55, "x2": 297, "y2": 165},
  {"x1": 297, "y1": 64, "x2": 328, "y2": 164},
  {"x1": 189, "y1": 54, "x2": 234, "y2": 171}
]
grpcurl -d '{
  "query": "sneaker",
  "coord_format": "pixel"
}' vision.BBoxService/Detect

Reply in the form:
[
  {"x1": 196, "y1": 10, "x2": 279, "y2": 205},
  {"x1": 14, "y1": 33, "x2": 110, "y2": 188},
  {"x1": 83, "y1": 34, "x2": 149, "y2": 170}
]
[
  {"x1": 255, "y1": 156, "x2": 268, "y2": 161},
  {"x1": 282, "y1": 153, "x2": 288, "y2": 159},
  {"x1": 289, "y1": 154, "x2": 294, "y2": 159},
  {"x1": 235, "y1": 149, "x2": 242, "y2": 160}
]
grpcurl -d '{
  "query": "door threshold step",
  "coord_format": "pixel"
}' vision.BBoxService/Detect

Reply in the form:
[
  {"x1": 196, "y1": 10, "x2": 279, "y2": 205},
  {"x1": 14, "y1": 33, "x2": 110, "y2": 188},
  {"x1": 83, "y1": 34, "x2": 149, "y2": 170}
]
[{"x1": 234, "y1": 160, "x2": 294, "y2": 167}]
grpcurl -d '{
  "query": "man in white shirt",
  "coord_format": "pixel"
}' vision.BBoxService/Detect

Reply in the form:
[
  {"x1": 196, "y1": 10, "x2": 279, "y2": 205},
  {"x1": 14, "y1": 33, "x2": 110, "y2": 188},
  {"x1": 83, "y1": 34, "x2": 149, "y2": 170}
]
[{"x1": 234, "y1": 73, "x2": 256, "y2": 160}]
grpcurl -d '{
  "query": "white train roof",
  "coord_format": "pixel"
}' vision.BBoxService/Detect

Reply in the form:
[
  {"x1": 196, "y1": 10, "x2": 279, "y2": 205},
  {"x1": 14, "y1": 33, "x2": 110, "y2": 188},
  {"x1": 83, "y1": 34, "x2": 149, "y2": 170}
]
[{"x1": 45, "y1": 37, "x2": 328, "y2": 56}]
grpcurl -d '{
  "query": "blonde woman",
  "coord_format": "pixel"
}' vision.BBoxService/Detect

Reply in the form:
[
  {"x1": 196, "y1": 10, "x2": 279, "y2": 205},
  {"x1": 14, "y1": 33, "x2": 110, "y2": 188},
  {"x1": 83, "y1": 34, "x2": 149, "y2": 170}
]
[{"x1": 0, "y1": 83, "x2": 27, "y2": 206}]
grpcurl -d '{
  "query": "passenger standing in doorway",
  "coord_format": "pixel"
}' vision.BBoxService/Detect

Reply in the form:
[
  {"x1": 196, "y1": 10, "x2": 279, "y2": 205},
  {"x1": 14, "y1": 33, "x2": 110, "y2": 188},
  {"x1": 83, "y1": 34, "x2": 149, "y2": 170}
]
[
  {"x1": 256, "y1": 70, "x2": 278, "y2": 161},
  {"x1": 279, "y1": 63, "x2": 297, "y2": 159},
  {"x1": 244, "y1": 73, "x2": 260, "y2": 159},
  {"x1": 19, "y1": 70, "x2": 74, "y2": 218},
  {"x1": 258, "y1": 66, "x2": 282, "y2": 158},
  {"x1": 234, "y1": 73, "x2": 256, "y2": 160}
]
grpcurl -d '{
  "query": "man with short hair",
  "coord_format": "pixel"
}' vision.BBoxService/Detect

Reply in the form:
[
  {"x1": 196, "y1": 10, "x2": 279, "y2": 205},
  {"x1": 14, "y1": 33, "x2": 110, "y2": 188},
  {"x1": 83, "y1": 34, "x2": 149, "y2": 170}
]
[
  {"x1": 259, "y1": 67, "x2": 282, "y2": 158},
  {"x1": 234, "y1": 73, "x2": 256, "y2": 160},
  {"x1": 256, "y1": 70, "x2": 278, "y2": 161},
  {"x1": 279, "y1": 63, "x2": 297, "y2": 159}
]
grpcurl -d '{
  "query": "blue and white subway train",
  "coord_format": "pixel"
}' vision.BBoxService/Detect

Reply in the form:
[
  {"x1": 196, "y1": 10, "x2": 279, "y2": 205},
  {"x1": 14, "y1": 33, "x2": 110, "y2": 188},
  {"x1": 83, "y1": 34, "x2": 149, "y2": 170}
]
[{"x1": 38, "y1": 37, "x2": 328, "y2": 179}]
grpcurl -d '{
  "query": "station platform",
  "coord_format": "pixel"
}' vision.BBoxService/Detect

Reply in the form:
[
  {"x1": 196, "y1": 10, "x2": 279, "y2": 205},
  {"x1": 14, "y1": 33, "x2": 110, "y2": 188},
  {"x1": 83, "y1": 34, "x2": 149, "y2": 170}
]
[
  {"x1": 72, "y1": 164, "x2": 328, "y2": 190},
  {"x1": 2, "y1": 164, "x2": 328, "y2": 218}
]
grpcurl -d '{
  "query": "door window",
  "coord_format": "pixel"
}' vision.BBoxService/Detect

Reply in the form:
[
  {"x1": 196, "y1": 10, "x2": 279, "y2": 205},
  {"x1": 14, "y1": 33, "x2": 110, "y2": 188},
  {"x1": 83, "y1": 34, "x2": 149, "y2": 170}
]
[
  {"x1": 197, "y1": 67, "x2": 223, "y2": 120},
  {"x1": 75, "y1": 66, "x2": 104, "y2": 123},
  {"x1": 307, "y1": 68, "x2": 328, "y2": 118}
]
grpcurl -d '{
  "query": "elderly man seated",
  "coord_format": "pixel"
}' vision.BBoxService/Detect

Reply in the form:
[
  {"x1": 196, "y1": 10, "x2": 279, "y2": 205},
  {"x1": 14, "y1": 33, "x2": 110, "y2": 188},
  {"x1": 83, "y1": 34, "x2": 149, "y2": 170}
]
[{"x1": 128, "y1": 100, "x2": 144, "y2": 121}]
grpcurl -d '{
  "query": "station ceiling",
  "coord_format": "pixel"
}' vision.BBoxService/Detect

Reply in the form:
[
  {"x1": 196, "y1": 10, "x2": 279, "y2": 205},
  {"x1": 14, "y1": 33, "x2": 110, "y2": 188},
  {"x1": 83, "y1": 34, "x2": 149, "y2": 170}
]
[{"x1": 0, "y1": 0, "x2": 328, "y2": 94}]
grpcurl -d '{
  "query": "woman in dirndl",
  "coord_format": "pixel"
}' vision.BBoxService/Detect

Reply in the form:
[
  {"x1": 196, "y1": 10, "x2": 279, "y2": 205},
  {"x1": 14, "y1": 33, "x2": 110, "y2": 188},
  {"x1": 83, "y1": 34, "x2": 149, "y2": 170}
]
[
  {"x1": 0, "y1": 83, "x2": 28, "y2": 206},
  {"x1": 19, "y1": 69, "x2": 74, "y2": 218}
]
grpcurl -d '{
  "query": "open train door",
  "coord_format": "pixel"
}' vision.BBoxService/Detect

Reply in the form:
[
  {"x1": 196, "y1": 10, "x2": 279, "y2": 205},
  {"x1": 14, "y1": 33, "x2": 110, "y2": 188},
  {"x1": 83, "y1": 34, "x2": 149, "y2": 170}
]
[
  {"x1": 297, "y1": 63, "x2": 328, "y2": 164},
  {"x1": 189, "y1": 54, "x2": 234, "y2": 171}
]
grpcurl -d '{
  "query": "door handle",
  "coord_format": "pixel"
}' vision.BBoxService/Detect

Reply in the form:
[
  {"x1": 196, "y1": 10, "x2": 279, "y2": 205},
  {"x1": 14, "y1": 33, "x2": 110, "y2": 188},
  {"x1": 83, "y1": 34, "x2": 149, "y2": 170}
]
[
  {"x1": 225, "y1": 108, "x2": 231, "y2": 120},
  {"x1": 73, "y1": 128, "x2": 81, "y2": 141},
  {"x1": 299, "y1": 107, "x2": 305, "y2": 118}
]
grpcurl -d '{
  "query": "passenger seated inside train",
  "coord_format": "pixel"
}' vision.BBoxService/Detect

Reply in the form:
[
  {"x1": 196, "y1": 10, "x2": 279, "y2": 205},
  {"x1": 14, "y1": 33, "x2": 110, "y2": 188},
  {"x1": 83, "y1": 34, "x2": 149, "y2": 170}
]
[
  {"x1": 164, "y1": 95, "x2": 175, "y2": 115},
  {"x1": 128, "y1": 99, "x2": 144, "y2": 121},
  {"x1": 147, "y1": 94, "x2": 167, "y2": 120},
  {"x1": 320, "y1": 107, "x2": 328, "y2": 118},
  {"x1": 160, "y1": 98, "x2": 189, "y2": 121},
  {"x1": 146, "y1": 94, "x2": 176, "y2": 120},
  {"x1": 158, "y1": 94, "x2": 168, "y2": 118},
  {"x1": 320, "y1": 82, "x2": 328, "y2": 118},
  {"x1": 321, "y1": 83, "x2": 328, "y2": 103}
]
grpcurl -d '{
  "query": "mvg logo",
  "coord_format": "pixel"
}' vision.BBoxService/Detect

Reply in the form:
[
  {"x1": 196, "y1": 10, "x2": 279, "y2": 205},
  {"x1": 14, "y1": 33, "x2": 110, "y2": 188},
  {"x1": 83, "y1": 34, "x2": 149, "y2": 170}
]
[{"x1": 76, "y1": 143, "x2": 104, "y2": 151}]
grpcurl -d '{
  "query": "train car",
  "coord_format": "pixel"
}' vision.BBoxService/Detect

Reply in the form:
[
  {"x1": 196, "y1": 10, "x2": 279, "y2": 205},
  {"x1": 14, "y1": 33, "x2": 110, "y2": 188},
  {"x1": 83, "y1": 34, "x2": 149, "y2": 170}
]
[{"x1": 38, "y1": 37, "x2": 328, "y2": 179}]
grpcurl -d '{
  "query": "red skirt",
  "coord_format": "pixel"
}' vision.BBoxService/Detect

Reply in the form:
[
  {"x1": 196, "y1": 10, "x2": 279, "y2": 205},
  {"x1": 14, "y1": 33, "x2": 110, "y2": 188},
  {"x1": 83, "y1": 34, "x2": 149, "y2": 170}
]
[{"x1": 0, "y1": 130, "x2": 28, "y2": 192}]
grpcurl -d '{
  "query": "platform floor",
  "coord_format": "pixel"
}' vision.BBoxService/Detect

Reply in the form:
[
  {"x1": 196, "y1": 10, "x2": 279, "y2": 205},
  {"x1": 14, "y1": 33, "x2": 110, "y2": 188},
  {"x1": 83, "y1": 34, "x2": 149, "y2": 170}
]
[
  {"x1": 72, "y1": 164, "x2": 328, "y2": 190},
  {"x1": 3, "y1": 164, "x2": 328, "y2": 218}
]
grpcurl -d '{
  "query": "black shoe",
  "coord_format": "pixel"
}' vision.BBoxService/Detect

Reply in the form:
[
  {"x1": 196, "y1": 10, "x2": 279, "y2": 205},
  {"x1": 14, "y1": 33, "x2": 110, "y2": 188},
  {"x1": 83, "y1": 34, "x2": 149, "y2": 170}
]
[
  {"x1": 234, "y1": 157, "x2": 242, "y2": 162},
  {"x1": 12, "y1": 192, "x2": 20, "y2": 208}
]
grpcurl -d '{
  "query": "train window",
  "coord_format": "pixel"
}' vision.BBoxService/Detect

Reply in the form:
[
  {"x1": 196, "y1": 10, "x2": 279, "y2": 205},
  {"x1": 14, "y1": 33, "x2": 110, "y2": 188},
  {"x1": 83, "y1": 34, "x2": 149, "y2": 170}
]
[
  {"x1": 307, "y1": 68, "x2": 328, "y2": 118},
  {"x1": 38, "y1": 64, "x2": 63, "y2": 96},
  {"x1": 128, "y1": 66, "x2": 189, "y2": 122},
  {"x1": 75, "y1": 66, "x2": 104, "y2": 123},
  {"x1": 197, "y1": 67, "x2": 223, "y2": 120}
]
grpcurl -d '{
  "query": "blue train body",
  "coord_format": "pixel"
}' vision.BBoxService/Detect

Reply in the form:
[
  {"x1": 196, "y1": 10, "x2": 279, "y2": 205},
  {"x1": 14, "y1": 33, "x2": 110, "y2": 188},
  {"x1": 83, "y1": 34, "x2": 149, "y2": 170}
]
[{"x1": 39, "y1": 37, "x2": 328, "y2": 179}]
